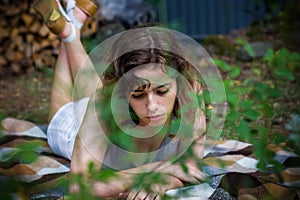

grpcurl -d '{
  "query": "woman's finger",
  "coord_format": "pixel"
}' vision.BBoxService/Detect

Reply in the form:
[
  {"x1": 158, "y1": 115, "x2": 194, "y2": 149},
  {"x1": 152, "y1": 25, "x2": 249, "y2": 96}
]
[
  {"x1": 169, "y1": 167, "x2": 200, "y2": 183},
  {"x1": 188, "y1": 166, "x2": 206, "y2": 181},
  {"x1": 126, "y1": 189, "x2": 138, "y2": 200},
  {"x1": 134, "y1": 189, "x2": 148, "y2": 200},
  {"x1": 144, "y1": 192, "x2": 158, "y2": 200},
  {"x1": 164, "y1": 163, "x2": 206, "y2": 183}
]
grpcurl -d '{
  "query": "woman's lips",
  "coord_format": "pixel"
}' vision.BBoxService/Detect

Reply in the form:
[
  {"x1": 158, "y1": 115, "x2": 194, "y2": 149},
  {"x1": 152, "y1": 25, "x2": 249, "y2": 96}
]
[{"x1": 146, "y1": 114, "x2": 165, "y2": 121}]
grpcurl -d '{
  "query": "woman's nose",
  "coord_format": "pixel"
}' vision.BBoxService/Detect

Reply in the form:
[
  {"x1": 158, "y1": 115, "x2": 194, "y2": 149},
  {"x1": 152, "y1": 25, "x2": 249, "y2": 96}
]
[{"x1": 146, "y1": 93, "x2": 158, "y2": 112}]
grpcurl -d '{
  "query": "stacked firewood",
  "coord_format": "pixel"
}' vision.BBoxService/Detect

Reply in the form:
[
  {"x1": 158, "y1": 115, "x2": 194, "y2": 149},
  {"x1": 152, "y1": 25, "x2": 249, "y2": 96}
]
[{"x1": 0, "y1": 0, "x2": 98, "y2": 77}]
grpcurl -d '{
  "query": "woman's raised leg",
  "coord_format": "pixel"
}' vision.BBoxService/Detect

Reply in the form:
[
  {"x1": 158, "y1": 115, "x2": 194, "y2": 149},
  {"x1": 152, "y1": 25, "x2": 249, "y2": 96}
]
[
  {"x1": 48, "y1": 42, "x2": 74, "y2": 121},
  {"x1": 63, "y1": 1, "x2": 100, "y2": 101},
  {"x1": 48, "y1": 0, "x2": 100, "y2": 120}
]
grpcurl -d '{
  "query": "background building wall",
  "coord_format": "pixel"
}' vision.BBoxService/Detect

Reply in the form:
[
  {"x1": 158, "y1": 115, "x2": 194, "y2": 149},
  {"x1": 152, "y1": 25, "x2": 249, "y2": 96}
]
[{"x1": 155, "y1": 0, "x2": 266, "y2": 41}]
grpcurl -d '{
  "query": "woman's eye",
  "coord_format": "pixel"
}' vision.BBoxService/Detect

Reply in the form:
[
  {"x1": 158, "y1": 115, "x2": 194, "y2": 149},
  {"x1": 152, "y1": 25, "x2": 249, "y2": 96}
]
[
  {"x1": 131, "y1": 93, "x2": 145, "y2": 99},
  {"x1": 156, "y1": 89, "x2": 169, "y2": 95}
]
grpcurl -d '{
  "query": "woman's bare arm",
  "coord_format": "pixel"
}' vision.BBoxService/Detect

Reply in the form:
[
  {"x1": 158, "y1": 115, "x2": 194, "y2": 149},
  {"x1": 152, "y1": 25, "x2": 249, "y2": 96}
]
[
  {"x1": 88, "y1": 148, "x2": 206, "y2": 198},
  {"x1": 70, "y1": 94, "x2": 108, "y2": 174}
]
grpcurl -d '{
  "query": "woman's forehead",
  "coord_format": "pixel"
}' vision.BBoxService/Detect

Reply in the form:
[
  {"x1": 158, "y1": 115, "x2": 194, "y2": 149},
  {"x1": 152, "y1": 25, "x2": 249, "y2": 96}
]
[{"x1": 130, "y1": 65, "x2": 176, "y2": 84}]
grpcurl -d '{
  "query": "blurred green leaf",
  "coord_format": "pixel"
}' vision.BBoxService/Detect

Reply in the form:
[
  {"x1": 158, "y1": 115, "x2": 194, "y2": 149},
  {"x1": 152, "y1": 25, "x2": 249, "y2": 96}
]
[
  {"x1": 237, "y1": 38, "x2": 255, "y2": 57},
  {"x1": 226, "y1": 93, "x2": 239, "y2": 107},
  {"x1": 93, "y1": 169, "x2": 118, "y2": 182},
  {"x1": 274, "y1": 68, "x2": 295, "y2": 81},
  {"x1": 214, "y1": 59, "x2": 232, "y2": 71},
  {"x1": 228, "y1": 66, "x2": 241, "y2": 78},
  {"x1": 180, "y1": 163, "x2": 189, "y2": 174},
  {"x1": 237, "y1": 120, "x2": 250, "y2": 141},
  {"x1": 240, "y1": 99, "x2": 254, "y2": 109},
  {"x1": 14, "y1": 151, "x2": 38, "y2": 164},
  {"x1": 260, "y1": 102, "x2": 274, "y2": 118},
  {"x1": 233, "y1": 86, "x2": 247, "y2": 95},
  {"x1": 263, "y1": 49, "x2": 274, "y2": 63},
  {"x1": 268, "y1": 87, "x2": 281, "y2": 98},
  {"x1": 274, "y1": 133, "x2": 286, "y2": 144},
  {"x1": 226, "y1": 111, "x2": 241, "y2": 123},
  {"x1": 253, "y1": 68, "x2": 261, "y2": 76},
  {"x1": 88, "y1": 162, "x2": 96, "y2": 175},
  {"x1": 258, "y1": 126, "x2": 268, "y2": 137},
  {"x1": 203, "y1": 90, "x2": 211, "y2": 104},
  {"x1": 250, "y1": 90, "x2": 263, "y2": 100},
  {"x1": 244, "y1": 109, "x2": 261, "y2": 121}
]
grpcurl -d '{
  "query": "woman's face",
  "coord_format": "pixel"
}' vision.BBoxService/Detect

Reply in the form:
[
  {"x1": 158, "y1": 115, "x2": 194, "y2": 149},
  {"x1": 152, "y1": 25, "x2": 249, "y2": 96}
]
[{"x1": 128, "y1": 67, "x2": 177, "y2": 127}]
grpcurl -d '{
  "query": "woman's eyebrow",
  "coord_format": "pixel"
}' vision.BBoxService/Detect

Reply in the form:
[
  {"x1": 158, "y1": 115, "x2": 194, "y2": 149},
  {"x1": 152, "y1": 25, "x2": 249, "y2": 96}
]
[
  {"x1": 154, "y1": 83, "x2": 172, "y2": 89},
  {"x1": 130, "y1": 83, "x2": 172, "y2": 93},
  {"x1": 131, "y1": 85, "x2": 149, "y2": 92}
]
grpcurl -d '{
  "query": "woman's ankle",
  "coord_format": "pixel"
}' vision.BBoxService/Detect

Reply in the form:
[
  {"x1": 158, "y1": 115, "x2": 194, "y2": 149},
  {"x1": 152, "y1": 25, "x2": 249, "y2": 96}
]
[
  {"x1": 73, "y1": 6, "x2": 88, "y2": 25},
  {"x1": 60, "y1": 22, "x2": 77, "y2": 43}
]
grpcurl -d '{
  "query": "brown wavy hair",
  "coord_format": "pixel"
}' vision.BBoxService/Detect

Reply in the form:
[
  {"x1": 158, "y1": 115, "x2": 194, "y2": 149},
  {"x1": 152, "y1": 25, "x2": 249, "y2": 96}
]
[{"x1": 98, "y1": 26, "x2": 204, "y2": 131}]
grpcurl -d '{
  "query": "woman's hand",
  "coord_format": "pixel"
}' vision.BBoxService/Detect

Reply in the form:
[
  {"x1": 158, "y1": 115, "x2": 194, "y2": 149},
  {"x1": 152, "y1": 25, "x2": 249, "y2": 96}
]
[
  {"x1": 120, "y1": 174, "x2": 184, "y2": 200},
  {"x1": 159, "y1": 162, "x2": 206, "y2": 184},
  {"x1": 91, "y1": 171, "x2": 132, "y2": 197},
  {"x1": 123, "y1": 186, "x2": 164, "y2": 200}
]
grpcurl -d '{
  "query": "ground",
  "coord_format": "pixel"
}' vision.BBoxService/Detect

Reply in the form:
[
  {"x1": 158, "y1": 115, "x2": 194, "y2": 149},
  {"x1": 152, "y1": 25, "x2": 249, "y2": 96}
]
[{"x1": 0, "y1": 71, "x2": 52, "y2": 125}]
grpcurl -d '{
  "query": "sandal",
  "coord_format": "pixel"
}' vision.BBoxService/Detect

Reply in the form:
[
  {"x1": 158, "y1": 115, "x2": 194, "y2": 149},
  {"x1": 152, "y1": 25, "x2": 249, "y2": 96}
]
[
  {"x1": 64, "y1": 0, "x2": 98, "y2": 29},
  {"x1": 76, "y1": 0, "x2": 98, "y2": 17},
  {"x1": 33, "y1": 0, "x2": 76, "y2": 43}
]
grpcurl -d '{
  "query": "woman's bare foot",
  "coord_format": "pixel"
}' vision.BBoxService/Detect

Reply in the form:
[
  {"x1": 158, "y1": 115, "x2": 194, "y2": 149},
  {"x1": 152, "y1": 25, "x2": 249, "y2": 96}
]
[{"x1": 62, "y1": 0, "x2": 98, "y2": 40}]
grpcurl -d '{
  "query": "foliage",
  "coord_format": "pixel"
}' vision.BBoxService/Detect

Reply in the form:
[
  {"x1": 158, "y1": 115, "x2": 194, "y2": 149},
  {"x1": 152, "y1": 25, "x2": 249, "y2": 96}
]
[{"x1": 212, "y1": 42, "x2": 300, "y2": 174}]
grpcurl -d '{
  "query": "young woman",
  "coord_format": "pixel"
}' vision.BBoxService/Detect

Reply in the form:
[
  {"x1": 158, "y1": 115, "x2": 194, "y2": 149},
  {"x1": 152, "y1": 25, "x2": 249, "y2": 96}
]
[{"x1": 33, "y1": 0, "x2": 207, "y2": 199}]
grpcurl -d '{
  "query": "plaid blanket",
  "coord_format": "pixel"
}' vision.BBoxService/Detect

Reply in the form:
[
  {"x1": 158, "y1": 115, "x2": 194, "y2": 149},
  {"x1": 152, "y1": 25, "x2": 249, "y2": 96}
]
[{"x1": 0, "y1": 121, "x2": 299, "y2": 199}]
